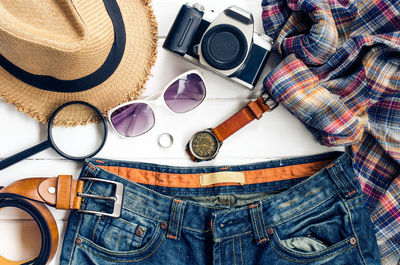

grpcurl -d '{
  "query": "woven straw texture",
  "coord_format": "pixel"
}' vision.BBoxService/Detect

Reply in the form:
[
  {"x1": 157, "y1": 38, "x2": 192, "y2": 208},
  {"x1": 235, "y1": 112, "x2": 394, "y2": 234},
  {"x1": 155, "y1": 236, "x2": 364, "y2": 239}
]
[{"x1": 0, "y1": 0, "x2": 158, "y2": 126}]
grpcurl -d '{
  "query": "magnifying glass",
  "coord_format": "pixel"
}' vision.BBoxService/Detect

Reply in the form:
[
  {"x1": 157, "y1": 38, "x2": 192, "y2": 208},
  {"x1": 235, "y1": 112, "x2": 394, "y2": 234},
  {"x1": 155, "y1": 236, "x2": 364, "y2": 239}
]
[{"x1": 0, "y1": 101, "x2": 108, "y2": 170}]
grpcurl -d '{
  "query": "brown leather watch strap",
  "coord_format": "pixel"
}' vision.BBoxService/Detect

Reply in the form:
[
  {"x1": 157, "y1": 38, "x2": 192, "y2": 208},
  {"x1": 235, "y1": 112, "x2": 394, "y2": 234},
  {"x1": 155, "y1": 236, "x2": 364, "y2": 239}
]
[
  {"x1": 1, "y1": 175, "x2": 84, "y2": 210},
  {"x1": 212, "y1": 97, "x2": 271, "y2": 142}
]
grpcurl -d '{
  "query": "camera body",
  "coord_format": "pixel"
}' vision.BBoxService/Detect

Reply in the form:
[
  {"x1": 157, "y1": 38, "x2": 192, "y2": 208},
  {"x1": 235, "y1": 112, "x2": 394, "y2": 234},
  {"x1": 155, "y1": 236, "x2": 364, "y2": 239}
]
[{"x1": 163, "y1": 3, "x2": 273, "y2": 90}]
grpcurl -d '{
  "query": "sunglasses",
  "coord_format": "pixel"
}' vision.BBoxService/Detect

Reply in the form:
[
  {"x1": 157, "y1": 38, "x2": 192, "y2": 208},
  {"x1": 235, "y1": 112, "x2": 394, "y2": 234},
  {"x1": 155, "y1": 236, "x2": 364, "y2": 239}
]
[{"x1": 108, "y1": 70, "x2": 206, "y2": 137}]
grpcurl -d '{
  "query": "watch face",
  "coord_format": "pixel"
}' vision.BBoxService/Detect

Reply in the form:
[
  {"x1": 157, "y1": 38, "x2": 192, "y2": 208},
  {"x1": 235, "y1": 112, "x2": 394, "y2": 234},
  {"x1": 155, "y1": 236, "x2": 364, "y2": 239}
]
[{"x1": 190, "y1": 131, "x2": 219, "y2": 160}]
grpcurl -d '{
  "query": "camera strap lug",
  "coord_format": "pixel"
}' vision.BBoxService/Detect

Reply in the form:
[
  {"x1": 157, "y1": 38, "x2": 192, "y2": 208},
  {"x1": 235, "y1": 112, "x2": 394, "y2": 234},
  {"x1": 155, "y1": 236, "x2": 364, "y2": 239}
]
[{"x1": 193, "y1": 45, "x2": 200, "y2": 56}]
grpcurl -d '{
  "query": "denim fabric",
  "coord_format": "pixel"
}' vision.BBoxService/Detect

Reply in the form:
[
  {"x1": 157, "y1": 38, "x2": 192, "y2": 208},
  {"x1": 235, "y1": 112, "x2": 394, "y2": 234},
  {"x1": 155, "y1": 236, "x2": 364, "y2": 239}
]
[
  {"x1": 60, "y1": 152, "x2": 381, "y2": 264},
  {"x1": 261, "y1": 0, "x2": 400, "y2": 261}
]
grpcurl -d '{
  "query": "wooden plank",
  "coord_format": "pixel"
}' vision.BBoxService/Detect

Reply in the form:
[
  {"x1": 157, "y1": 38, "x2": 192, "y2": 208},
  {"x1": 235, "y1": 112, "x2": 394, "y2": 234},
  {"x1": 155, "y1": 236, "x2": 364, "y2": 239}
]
[
  {"x1": 0, "y1": 100, "x2": 337, "y2": 161},
  {"x1": 0, "y1": 206, "x2": 68, "y2": 221},
  {"x1": 0, "y1": 220, "x2": 65, "y2": 265},
  {"x1": 0, "y1": 43, "x2": 284, "y2": 162}
]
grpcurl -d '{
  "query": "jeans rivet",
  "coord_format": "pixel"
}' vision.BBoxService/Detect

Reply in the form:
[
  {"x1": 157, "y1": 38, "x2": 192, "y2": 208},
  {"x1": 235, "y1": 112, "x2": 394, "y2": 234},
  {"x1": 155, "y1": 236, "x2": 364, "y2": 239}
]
[
  {"x1": 75, "y1": 237, "x2": 83, "y2": 245},
  {"x1": 350, "y1": 237, "x2": 357, "y2": 245},
  {"x1": 136, "y1": 227, "x2": 144, "y2": 236},
  {"x1": 267, "y1": 228, "x2": 274, "y2": 235},
  {"x1": 101, "y1": 216, "x2": 108, "y2": 221},
  {"x1": 160, "y1": 222, "x2": 168, "y2": 230}
]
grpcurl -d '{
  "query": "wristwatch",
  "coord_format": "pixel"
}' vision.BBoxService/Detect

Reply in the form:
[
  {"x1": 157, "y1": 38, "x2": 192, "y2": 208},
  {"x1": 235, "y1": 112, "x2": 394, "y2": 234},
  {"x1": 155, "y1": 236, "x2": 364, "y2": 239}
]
[{"x1": 186, "y1": 92, "x2": 278, "y2": 162}]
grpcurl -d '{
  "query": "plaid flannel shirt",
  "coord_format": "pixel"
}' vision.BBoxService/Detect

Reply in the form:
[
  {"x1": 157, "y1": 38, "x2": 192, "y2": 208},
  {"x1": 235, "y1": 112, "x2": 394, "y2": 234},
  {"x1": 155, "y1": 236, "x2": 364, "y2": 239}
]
[{"x1": 261, "y1": 0, "x2": 400, "y2": 263}]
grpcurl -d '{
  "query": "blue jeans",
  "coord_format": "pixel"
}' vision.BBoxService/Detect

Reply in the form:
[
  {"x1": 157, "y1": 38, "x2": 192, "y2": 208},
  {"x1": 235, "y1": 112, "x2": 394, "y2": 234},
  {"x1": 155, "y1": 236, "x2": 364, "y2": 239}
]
[{"x1": 60, "y1": 152, "x2": 381, "y2": 264}]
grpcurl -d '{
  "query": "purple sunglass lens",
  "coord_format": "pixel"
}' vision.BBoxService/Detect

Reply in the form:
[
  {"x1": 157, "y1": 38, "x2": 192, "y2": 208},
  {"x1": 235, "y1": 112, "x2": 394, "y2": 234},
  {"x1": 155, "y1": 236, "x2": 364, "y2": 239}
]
[
  {"x1": 110, "y1": 103, "x2": 155, "y2": 137},
  {"x1": 163, "y1": 73, "x2": 206, "y2": 113}
]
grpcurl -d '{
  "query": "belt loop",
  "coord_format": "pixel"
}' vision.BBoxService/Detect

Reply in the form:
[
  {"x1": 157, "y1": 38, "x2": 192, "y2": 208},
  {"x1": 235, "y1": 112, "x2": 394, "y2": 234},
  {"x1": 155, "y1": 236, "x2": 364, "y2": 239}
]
[
  {"x1": 167, "y1": 199, "x2": 186, "y2": 240},
  {"x1": 249, "y1": 202, "x2": 269, "y2": 245},
  {"x1": 84, "y1": 163, "x2": 100, "y2": 177},
  {"x1": 326, "y1": 161, "x2": 358, "y2": 198}
]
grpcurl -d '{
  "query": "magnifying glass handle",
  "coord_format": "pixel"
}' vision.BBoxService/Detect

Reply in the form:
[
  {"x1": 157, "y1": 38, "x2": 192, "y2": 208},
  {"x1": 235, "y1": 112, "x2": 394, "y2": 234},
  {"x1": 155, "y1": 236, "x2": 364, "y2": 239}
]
[{"x1": 0, "y1": 141, "x2": 52, "y2": 170}]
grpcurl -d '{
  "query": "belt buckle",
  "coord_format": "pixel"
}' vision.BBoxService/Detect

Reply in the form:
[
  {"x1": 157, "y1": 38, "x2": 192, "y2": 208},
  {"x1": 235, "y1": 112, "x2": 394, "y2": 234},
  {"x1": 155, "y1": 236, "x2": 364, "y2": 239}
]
[
  {"x1": 77, "y1": 177, "x2": 124, "y2": 218},
  {"x1": 258, "y1": 91, "x2": 279, "y2": 111}
]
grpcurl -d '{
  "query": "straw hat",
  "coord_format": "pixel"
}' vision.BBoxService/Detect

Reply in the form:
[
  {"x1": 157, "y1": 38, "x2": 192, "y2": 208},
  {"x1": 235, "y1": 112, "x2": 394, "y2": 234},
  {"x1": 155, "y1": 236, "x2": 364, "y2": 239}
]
[{"x1": 0, "y1": 0, "x2": 158, "y2": 126}]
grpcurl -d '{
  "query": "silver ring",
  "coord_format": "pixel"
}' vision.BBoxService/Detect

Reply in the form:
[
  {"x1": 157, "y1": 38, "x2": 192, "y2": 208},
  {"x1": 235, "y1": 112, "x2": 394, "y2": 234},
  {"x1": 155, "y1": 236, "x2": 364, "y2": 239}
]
[{"x1": 158, "y1": 133, "x2": 174, "y2": 148}]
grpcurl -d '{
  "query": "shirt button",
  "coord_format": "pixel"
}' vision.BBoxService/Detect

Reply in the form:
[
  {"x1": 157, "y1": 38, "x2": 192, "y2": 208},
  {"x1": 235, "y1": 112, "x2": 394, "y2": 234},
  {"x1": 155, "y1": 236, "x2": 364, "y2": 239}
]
[{"x1": 160, "y1": 222, "x2": 168, "y2": 230}]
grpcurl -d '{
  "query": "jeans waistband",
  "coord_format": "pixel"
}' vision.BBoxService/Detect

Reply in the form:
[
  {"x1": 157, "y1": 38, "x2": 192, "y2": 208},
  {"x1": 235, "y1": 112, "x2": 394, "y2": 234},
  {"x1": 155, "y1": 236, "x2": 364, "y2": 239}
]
[{"x1": 80, "y1": 152, "x2": 358, "y2": 243}]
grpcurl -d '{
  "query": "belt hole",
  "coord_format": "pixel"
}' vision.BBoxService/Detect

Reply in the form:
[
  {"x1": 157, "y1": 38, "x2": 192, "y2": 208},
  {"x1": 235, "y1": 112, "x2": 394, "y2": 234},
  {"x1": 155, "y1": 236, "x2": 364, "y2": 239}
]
[{"x1": 48, "y1": 187, "x2": 56, "y2": 194}]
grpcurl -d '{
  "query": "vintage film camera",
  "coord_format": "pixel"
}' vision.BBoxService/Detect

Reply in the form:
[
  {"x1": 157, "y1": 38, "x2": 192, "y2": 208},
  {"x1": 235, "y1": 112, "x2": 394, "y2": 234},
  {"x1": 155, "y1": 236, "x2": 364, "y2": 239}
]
[{"x1": 163, "y1": 3, "x2": 273, "y2": 89}]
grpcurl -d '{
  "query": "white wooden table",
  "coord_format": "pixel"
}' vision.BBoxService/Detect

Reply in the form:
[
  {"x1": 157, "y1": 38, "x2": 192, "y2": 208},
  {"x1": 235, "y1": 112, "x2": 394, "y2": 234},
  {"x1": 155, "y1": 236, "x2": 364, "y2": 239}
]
[{"x1": 0, "y1": 1, "x2": 342, "y2": 264}]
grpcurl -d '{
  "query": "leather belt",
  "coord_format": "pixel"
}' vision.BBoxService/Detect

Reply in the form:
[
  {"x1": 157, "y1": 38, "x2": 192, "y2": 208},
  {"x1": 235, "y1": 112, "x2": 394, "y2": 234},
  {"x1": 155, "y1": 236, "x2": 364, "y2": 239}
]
[{"x1": 0, "y1": 175, "x2": 123, "y2": 265}]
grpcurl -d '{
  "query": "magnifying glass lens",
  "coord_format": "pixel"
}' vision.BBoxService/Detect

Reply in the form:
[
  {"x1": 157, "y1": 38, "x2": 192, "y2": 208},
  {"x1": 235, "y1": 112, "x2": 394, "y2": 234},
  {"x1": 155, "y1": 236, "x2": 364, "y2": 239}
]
[{"x1": 50, "y1": 103, "x2": 106, "y2": 159}]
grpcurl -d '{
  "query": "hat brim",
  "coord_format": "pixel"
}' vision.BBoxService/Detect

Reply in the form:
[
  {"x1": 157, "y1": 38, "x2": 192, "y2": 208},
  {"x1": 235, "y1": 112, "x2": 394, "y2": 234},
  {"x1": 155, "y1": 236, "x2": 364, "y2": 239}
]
[{"x1": 0, "y1": 0, "x2": 158, "y2": 126}]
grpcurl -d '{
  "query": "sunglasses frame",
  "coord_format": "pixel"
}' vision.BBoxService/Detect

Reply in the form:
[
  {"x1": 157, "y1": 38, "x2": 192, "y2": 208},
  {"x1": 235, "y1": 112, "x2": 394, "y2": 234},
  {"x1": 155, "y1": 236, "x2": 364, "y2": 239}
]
[{"x1": 108, "y1": 69, "x2": 207, "y2": 138}]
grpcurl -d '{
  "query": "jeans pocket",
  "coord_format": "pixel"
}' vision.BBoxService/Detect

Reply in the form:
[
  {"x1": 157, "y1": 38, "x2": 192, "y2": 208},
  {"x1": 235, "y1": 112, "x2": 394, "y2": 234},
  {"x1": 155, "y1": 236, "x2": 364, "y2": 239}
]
[
  {"x1": 271, "y1": 231, "x2": 355, "y2": 260},
  {"x1": 75, "y1": 211, "x2": 167, "y2": 262},
  {"x1": 278, "y1": 236, "x2": 329, "y2": 253},
  {"x1": 270, "y1": 195, "x2": 358, "y2": 261},
  {"x1": 92, "y1": 214, "x2": 156, "y2": 252}
]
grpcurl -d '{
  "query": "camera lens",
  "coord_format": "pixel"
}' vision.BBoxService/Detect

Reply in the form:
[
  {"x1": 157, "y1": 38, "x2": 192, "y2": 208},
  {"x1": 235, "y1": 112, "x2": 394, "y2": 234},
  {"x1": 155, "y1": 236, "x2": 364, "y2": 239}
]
[{"x1": 201, "y1": 24, "x2": 248, "y2": 70}]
